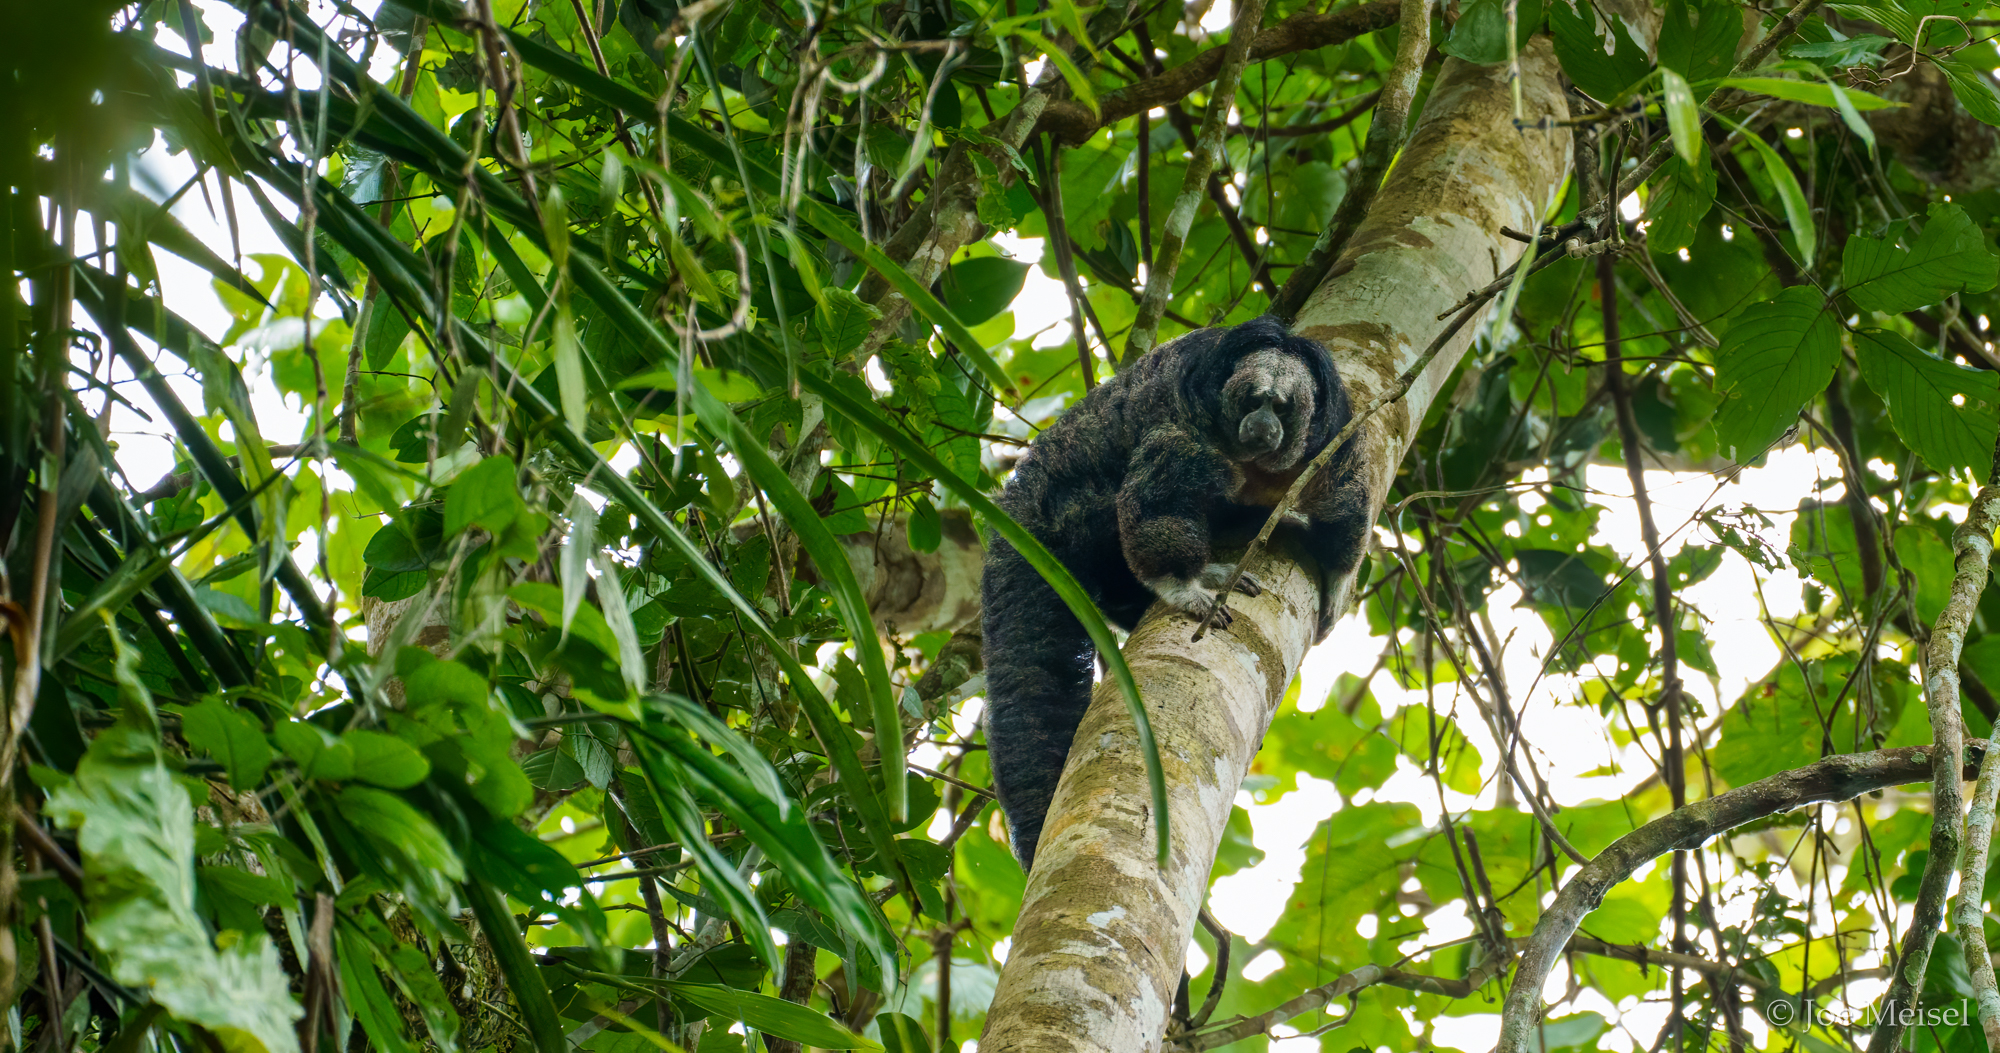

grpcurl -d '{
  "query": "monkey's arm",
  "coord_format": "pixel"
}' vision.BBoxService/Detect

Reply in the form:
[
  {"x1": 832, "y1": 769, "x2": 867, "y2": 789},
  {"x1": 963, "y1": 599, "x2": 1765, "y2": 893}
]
[{"x1": 1117, "y1": 427, "x2": 1259, "y2": 625}]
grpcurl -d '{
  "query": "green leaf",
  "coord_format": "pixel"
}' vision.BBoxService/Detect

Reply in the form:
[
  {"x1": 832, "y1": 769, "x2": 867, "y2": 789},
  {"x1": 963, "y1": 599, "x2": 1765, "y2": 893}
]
[
  {"x1": 1733, "y1": 119, "x2": 1816, "y2": 265},
  {"x1": 273, "y1": 721, "x2": 355, "y2": 781},
  {"x1": 343, "y1": 730, "x2": 432, "y2": 789},
  {"x1": 665, "y1": 984, "x2": 881, "y2": 1050},
  {"x1": 1659, "y1": 0, "x2": 1743, "y2": 97},
  {"x1": 364, "y1": 300, "x2": 411, "y2": 370},
  {"x1": 615, "y1": 367, "x2": 766, "y2": 402},
  {"x1": 336, "y1": 786, "x2": 466, "y2": 882},
  {"x1": 941, "y1": 257, "x2": 1030, "y2": 327},
  {"x1": 1660, "y1": 67, "x2": 1703, "y2": 166},
  {"x1": 46, "y1": 737, "x2": 302, "y2": 1053},
  {"x1": 561, "y1": 491, "x2": 597, "y2": 641},
  {"x1": 1712, "y1": 287, "x2": 1841, "y2": 460},
  {"x1": 1721, "y1": 76, "x2": 1900, "y2": 111},
  {"x1": 1939, "y1": 54, "x2": 2000, "y2": 126},
  {"x1": 593, "y1": 553, "x2": 650, "y2": 694},
  {"x1": 1644, "y1": 156, "x2": 1716, "y2": 254},
  {"x1": 466, "y1": 878, "x2": 568, "y2": 1053},
  {"x1": 444, "y1": 455, "x2": 524, "y2": 537},
  {"x1": 1442, "y1": 0, "x2": 1546, "y2": 64},
  {"x1": 336, "y1": 928, "x2": 420, "y2": 1053},
  {"x1": 1014, "y1": 30, "x2": 1097, "y2": 116},
  {"x1": 1843, "y1": 202, "x2": 2000, "y2": 313},
  {"x1": 817, "y1": 288, "x2": 885, "y2": 357},
  {"x1": 1550, "y1": 0, "x2": 1652, "y2": 101},
  {"x1": 908, "y1": 496, "x2": 942, "y2": 553},
  {"x1": 1853, "y1": 328, "x2": 2000, "y2": 476},
  {"x1": 553, "y1": 307, "x2": 590, "y2": 443},
  {"x1": 180, "y1": 699, "x2": 273, "y2": 789}
]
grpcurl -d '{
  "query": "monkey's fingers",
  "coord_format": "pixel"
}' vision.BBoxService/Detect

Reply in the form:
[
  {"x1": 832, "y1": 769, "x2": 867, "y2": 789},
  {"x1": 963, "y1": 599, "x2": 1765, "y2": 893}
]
[
  {"x1": 1232, "y1": 572, "x2": 1264, "y2": 597},
  {"x1": 1190, "y1": 597, "x2": 1233, "y2": 629}
]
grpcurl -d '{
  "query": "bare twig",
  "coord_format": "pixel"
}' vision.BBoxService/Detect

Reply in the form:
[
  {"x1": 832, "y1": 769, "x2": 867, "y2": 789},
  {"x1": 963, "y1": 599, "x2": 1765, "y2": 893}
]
[
  {"x1": 1037, "y1": 144, "x2": 1098, "y2": 389},
  {"x1": 1600, "y1": 236, "x2": 1693, "y2": 1047}
]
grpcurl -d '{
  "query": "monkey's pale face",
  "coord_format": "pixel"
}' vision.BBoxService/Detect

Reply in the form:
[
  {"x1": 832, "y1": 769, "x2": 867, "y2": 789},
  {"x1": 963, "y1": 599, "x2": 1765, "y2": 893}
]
[{"x1": 1222, "y1": 350, "x2": 1317, "y2": 468}]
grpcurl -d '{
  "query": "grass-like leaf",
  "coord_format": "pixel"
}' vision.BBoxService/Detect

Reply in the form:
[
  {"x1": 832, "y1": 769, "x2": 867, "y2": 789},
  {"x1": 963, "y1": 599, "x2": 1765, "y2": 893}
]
[{"x1": 799, "y1": 368, "x2": 1176, "y2": 868}]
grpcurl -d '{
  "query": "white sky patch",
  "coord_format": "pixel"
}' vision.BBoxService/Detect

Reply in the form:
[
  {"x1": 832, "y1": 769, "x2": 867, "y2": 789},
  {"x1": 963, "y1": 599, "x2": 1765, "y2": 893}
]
[{"x1": 1200, "y1": 0, "x2": 1236, "y2": 33}]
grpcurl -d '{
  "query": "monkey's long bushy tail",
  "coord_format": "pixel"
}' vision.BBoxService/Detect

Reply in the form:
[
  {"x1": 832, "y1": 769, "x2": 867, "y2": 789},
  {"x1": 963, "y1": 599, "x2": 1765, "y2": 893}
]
[{"x1": 981, "y1": 536, "x2": 1094, "y2": 872}]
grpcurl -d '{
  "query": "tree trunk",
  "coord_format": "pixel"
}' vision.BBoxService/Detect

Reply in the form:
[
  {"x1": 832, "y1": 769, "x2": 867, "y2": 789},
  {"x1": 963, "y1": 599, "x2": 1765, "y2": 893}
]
[{"x1": 976, "y1": 43, "x2": 1573, "y2": 1052}]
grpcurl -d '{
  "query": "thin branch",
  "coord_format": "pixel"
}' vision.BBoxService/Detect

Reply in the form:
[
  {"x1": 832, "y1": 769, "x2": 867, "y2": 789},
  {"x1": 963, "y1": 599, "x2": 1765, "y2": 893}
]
[
  {"x1": 1036, "y1": 2, "x2": 1400, "y2": 144},
  {"x1": 1036, "y1": 142, "x2": 1098, "y2": 389},
  {"x1": 1180, "y1": 931, "x2": 1791, "y2": 1051},
  {"x1": 1156, "y1": 101, "x2": 1278, "y2": 300},
  {"x1": 1125, "y1": 0, "x2": 1272, "y2": 360},
  {"x1": 1495, "y1": 744, "x2": 1988, "y2": 1053},
  {"x1": 1955, "y1": 728, "x2": 2000, "y2": 1049},
  {"x1": 1228, "y1": 90, "x2": 1380, "y2": 138},
  {"x1": 1868, "y1": 477, "x2": 2000, "y2": 1053},
  {"x1": 1268, "y1": 0, "x2": 1431, "y2": 323},
  {"x1": 1601, "y1": 233, "x2": 1694, "y2": 1046}
]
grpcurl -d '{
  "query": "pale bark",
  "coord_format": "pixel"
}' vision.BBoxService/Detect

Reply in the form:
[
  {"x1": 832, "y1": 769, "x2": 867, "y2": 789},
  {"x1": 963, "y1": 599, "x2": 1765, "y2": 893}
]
[
  {"x1": 975, "y1": 43, "x2": 1573, "y2": 1053},
  {"x1": 1870, "y1": 482, "x2": 2000, "y2": 1053},
  {"x1": 833, "y1": 511, "x2": 984, "y2": 635}
]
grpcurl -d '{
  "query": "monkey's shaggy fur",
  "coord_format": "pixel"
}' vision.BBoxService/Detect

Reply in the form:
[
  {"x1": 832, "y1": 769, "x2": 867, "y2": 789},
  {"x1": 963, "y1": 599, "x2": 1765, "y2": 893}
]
[{"x1": 982, "y1": 316, "x2": 1368, "y2": 870}]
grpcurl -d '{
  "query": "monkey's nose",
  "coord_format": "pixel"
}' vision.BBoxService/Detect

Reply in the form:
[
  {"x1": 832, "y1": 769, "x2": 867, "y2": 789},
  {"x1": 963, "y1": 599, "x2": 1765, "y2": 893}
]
[{"x1": 1239, "y1": 409, "x2": 1282, "y2": 453}]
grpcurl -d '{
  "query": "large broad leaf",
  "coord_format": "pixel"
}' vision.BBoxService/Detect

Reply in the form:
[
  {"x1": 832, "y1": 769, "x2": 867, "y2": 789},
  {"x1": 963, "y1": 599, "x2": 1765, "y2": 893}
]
[
  {"x1": 1441, "y1": 0, "x2": 1546, "y2": 66},
  {"x1": 1712, "y1": 286, "x2": 1841, "y2": 460},
  {"x1": 1658, "y1": 0, "x2": 1743, "y2": 98},
  {"x1": 1387, "y1": 707, "x2": 1484, "y2": 794},
  {"x1": 941, "y1": 256, "x2": 1030, "y2": 326},
  {"x1": 179, "y1": 698, "x2": 272, "y2": 789},
  {"x1": 45, "y1": 727, "x2": 302, "y2": 1053},
  {"x1": 1550, "y1": 0, "x2": 1652, "y2": 101},
  {"x1": 1644, "y1": 156, "x2": 1716, "y2": 254},
  {"x1": 1853, "y1": 328, "x2": 2000, "y2": 476},
  {"x1": 1844, "y1": 202, "x2": 2000, "y2": 313},
  {"x1": 1939, "y1": 54, "x2": 2000, "y2": 126}
]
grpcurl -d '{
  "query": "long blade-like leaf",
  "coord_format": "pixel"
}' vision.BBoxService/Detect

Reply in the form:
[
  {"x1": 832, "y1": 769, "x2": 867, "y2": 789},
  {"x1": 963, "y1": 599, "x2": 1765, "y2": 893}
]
[
  {"x1": 799, "y1": 371, "x2": 1175, "y2": 868},
  {"x1": 688, "y1": 385, "x2": 906, "y2": 822}
]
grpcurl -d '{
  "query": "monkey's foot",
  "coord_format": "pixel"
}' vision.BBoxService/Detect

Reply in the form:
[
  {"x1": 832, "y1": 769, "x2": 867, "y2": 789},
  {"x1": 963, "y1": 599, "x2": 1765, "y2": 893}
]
[
  {"x1": 1152, "y1": 576, "x2": 1239, "y2": 629},
  {"x1": 1199, "y1": 563, "x2": 1263, "y2": 597}
]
